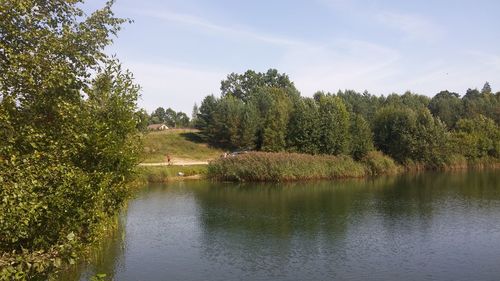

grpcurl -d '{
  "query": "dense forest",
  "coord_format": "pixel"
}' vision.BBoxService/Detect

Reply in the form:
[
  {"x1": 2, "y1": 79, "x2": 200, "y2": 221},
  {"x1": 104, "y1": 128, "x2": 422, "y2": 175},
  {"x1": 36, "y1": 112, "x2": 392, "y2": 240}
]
[{"x1": 195, "y1": 69, "x2": 499, "y2": 168}]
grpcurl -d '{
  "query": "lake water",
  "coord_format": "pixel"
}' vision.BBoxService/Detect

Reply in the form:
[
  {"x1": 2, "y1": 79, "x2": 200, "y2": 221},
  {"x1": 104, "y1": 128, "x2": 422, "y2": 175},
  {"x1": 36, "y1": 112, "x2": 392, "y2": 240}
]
[{"x1": 60, "y1": 170, "x2": 500, "y2": 281}]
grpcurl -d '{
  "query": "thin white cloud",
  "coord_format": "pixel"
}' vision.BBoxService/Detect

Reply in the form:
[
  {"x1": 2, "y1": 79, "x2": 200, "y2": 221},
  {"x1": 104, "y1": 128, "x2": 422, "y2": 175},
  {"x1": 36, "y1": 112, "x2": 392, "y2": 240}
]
[
  {"x1": 136, "y1": 9, "x2": 306, "y2": 47},
  {"x1": 317, "y1": 1, "x2": 445, "y2": 42},
  {"x1": 125, "y1": 61, "x2": 226, "y2": 114},
  {"x1": 376, "y1": 11, "x2": 445, "y2": 41},
  {"x1": 279, "y1": 39, "x2": 401, "y2": 95}
]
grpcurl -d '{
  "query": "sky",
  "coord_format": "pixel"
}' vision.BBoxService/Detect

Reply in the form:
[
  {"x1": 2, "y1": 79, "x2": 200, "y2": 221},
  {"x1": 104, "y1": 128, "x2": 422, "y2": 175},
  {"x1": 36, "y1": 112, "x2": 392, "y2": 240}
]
[{"x1": 88, "y1": 0, "x2": 500, "y2": 114}]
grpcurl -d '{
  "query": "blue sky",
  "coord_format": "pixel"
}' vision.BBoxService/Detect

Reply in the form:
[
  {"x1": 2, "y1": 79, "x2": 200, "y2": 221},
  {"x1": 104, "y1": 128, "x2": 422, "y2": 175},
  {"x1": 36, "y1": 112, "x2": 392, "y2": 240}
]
[{"x1": 90, "y1": 0, "x2": 500, "y2": 114}]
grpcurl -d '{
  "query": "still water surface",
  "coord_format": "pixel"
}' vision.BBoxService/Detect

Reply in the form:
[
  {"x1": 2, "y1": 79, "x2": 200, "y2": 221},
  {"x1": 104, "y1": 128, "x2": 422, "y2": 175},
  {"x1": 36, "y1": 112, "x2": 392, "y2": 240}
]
[{"x1": 61, "y1": 171, "x2": 500, "y2": 281}]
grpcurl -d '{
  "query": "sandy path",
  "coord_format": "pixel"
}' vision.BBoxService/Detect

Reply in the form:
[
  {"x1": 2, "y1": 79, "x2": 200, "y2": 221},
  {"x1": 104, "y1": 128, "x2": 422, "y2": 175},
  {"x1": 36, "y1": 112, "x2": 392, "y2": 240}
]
[{"x1": 139, "y1": 159, "x2": 210, "y2": 166}]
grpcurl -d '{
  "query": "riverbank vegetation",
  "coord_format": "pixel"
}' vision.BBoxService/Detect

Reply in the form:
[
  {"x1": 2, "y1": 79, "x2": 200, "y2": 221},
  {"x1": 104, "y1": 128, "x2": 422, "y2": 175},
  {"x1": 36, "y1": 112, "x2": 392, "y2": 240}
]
[
  {"x1": 196, "y1": 69, "x2": 499, "y2": 179},
  {"x1": 208, "y1": 151, "x2": 399, "y2": 182},
  {"x1": 0, "y1": 1, "x2": 141, "y2": 279}
]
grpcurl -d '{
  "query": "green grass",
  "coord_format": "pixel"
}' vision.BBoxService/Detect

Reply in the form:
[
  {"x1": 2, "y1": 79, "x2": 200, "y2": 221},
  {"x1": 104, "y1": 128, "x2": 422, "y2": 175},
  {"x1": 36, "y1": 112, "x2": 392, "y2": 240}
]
[
  {"x1": 136, "y1": 165, "x2": 208, "y2": 183},
  {"x1": 141, "y1": 129, "x2": 224, "y2": 163},
  {"x1": 207, "y1": 151, "x2": 401, "y2": 182}
]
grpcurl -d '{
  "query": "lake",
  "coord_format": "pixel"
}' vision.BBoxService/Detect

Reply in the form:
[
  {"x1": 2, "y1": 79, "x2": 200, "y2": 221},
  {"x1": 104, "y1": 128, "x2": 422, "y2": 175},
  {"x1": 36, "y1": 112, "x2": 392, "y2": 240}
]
[{"x1": 60, "y1": 170, "x2": 500, "y2": 281}]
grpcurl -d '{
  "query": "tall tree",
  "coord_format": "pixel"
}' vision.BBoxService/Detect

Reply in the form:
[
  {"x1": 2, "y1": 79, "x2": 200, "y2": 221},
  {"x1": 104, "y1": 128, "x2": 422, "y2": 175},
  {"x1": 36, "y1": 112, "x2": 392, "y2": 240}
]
[
  {"x1": 349, "y1": 114, "x2": 374, "y2": 160},
  {"x1": 373, "y1": 107, "x2": 417, "y2": 163},
  {"x1": 428, "y1": 90, "x2": 463, "y2": 128},
  {"x1": 220, "y1": 69, "x2": 299, "y2": 102},
  {"x1": 237, "y1": 101, "x2": 259, "y2": 149},
  {"x1": 196, "y1": 95, "x2": 218, "y2": 140},
  {"x1": 286, "y1": 98, "x2": 320, "y2": 154},
  {"x1": 318, "y1": 96, "x2": 350, "y2": 155},
  {"x1": 481, "y1": 81, "x2": 492, "y2": 94},
  {"x1": 151, "y1": 107, "x2": 166, "y2": 123},
  {"x1": 258, "y1": 87, "x2": 292, "y2": 152},
  {"x1": 175, "y1": 111, "x2": 190, "y2": 128}
]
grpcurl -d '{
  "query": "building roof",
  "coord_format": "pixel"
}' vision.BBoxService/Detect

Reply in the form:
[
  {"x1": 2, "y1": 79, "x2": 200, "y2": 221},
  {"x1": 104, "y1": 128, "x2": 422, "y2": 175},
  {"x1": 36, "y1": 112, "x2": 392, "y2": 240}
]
[{"x1": 147, "y1": 124, "x2": 168, "y2": 129}]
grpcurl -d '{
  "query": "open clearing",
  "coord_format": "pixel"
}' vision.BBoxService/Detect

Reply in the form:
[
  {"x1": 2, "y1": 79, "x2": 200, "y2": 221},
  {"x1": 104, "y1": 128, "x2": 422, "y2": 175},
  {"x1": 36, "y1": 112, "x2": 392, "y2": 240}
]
[{"x1": 141, "y1": 129, "x2": 223, "y2": 164}]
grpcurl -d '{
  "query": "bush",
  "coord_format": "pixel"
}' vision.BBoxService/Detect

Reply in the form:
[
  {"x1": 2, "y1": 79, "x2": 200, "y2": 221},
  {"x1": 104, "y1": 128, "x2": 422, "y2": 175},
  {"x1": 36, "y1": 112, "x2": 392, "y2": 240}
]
[{"x1": 362, "y1": 151, "x2": 401, "y2": 176}]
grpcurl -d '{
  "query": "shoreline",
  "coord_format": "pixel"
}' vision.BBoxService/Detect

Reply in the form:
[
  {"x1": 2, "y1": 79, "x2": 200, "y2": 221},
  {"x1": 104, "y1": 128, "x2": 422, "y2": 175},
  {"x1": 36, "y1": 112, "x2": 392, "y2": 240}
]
[{"x1": 137, "y1": 152, "x2": 499, "y2": 184}]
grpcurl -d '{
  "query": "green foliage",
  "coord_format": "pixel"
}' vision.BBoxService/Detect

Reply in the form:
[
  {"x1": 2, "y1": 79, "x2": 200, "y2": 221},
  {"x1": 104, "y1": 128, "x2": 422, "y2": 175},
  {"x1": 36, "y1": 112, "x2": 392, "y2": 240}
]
[
  {"x1": 220, "y1": 69, "x2": 299, "y2": 102},
  {"x1": 374, "y1": 107, "x2": 452, "y2": 167},
  {"x1": 411, "y1": 109, "x2": 451, "y2": 167},
  {"x1": 237, "y1": 102, "x2": 259, "y2": 149},
  {"x1": 259, "y1": 88, "x2": 292, "y2": 152},
  {"x1": 462, "y1": 85, "x2": 500, "y2": 123},
  {"x1": 207, "y1": 152, "x2": 369, "y2": 182},
  {"x1": 0, "y1": 1, "x2": 140, "y2": 279},
  {"x1": 286, "y1": 98, "x2": 321, "y2": 154},
  {"x1": 382, "y1": 92, "x2": 430, "y2": 111},
  {"x1": 135, "y1": 109, "x2": 150, "y2": 132},
  {"x1": 361, "y1": 151, "x2": 401, "y2": 176},
  {"x1": 196, "y1": 69, "x2": 499, "y2": 170},
  {"x1": 195, "y1": 95, "x2": 218, "y2": 141},
  {"x1": 349, "y1": 114, "x2": 374, "y2": 160},
  {"x1": 428, "y1": 90, "x2": 463, "y2": 128},
  {"x1": 336, "y1": 90, "x2": 381, "y2": 124},
  {"x1": 452, "y1": 115, "x2": 500, "y2": 159},
  {"x1": 373, "y1": 106, "x2": 417, "y2": 163},
  {"x1": 150, "y1": 107, "x2": 190, "y2": 128},
  {"x1": 318, "y1": 96, "x2": 350, "y2": 155}
]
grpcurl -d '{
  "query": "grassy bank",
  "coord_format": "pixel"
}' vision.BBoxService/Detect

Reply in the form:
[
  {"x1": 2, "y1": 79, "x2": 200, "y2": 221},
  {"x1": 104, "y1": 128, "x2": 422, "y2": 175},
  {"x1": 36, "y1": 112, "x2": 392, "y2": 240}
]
[
  {"x1": 207, "y1": 151, "x2": 400, "y2": 182},
  {"x1": 142, "y1": 129, "x2": 223, "y2": 163},
  {"x1": 136, "y1": 165, "x2": 208, "y2": 183}
]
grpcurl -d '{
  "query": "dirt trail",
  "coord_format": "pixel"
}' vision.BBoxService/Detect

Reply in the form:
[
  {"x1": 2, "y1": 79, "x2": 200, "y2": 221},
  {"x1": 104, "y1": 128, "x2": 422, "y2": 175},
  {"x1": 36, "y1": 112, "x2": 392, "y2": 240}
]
[{"x1": 139, "y1": 158, "x2": 210, "y2": 166}]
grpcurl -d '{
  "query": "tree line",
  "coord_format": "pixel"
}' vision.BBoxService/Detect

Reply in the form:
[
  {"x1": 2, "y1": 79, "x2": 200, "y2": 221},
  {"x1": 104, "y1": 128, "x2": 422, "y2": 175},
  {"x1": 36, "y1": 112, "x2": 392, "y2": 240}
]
[
  {"x1": 195, "y1": 69, "x2": 500, "y2": 168},
  {"x1": 146, "y1": 107, "x2": 191, "y2": 128}
]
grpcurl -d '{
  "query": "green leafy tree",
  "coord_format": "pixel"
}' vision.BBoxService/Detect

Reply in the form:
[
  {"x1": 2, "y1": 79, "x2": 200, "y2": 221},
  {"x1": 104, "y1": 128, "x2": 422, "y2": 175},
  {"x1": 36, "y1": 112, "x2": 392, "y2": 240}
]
[
  {"x1": 463, "y1": 86, "x2": 500, "y2": 123},
  {"x1": 286, "y1": 98, "x2": 320, "y2": 154},
  {"x1": 337, "y1": 90, "x2": 381, "y2": 125},
  {"x1": 318, "y1": 96, "x2": 350, "y2": 155},
  {"x1": 211, "y1": 95, "x2": 244, "y2": 147},
  {"x1": 0, "y1": 1, "x2": 140, "y2": 278},
  {"x1": 196, "y1": 95, "x2": 218, "y2": 140},
  {"x1": 164, "y1": 107, "x2": 177, "y2": 127},
  {"x1": 382, "y1": 92, "x2": 430, "y2": 111},
  {"x1": 237, "y1": 101, "x2": 260, "y2": 149},
  {"x1": 412, "y1": 109, "x2": 450, "y2": 167},
  {"x1": 258, "y1": 87, "x2": 292, "y2": 152},
  {"x1": 452, "y1": 115, "x2": 500, "y2": 159},
  {"x1": 220, "y1": 69, "x2": 299, "y2": 102},
  {"x1": 151, "y1": 107, "x2": 166, "y2": 123},
  {"x1": 175, "y1": 111, "x2": 190, "y2": 128},
  {"x1": 349, "y1": 114, "x2": 374, "y2": 160},
  {"x1": 428, "y1": 90, "x2": 463, "y2": 128},
  {"x1": 373, "y1": 107, "x2": 417, "y2": 163}
]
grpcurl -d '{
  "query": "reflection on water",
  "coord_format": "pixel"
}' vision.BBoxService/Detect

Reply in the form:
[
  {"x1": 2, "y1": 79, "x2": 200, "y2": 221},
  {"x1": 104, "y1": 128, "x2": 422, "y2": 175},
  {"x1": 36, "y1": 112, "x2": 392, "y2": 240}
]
[
  {"x1": 58, "y1": 215, "x2": 126, "y2": 281},
  {"x1": 60, "y1": 171, "x2": 500, "y2": 281}
]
